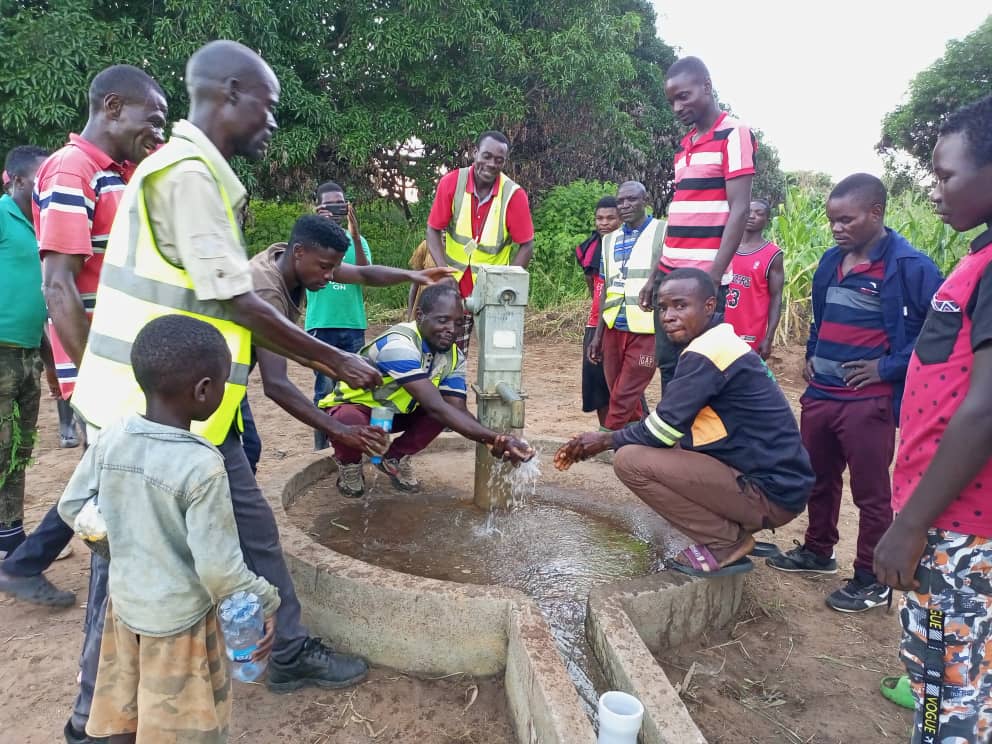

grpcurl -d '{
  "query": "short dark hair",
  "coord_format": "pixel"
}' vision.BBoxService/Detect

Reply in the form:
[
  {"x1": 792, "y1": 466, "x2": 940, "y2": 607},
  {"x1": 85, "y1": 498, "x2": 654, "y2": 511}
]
[
  {"x1": 289, "y1": 214, "x2": 349, "y2": 253},
  {"x1": 829, "y1": 173, "x2": 887, "y2": 211},
  {"x1": 751, "y1": 197, "x2": 771, "y2": 212},
  {"x1": 665, "y1": 56, "x2": 711, "y2": 84},
  {"x1": 596, "y1": 195, "x2": 618, "y2": 210},
  {"x1": 3, "y1": 146, "x2": 49, "y2": 178},
  {"x1": 658, "y1": 267, "x2": 717, "y2": 301},
  {"x1": 476, "y1": 130, "x2": 510, "y2": 149},
  {"x1": 132, "y1": 315, "x2": 230, "y2": 397},
  {"x1": 88, "y1": 64, "x2": 163, "y2": 110},
  {"x1": 418, "y1": 283, "x2": 462, "y2": 314},
  {"x1": 315, "y1": 180, "x2": 344, "y2": 202},
  {"x1": 940, "y1": 95, "x2": 992, "y2": 169}
]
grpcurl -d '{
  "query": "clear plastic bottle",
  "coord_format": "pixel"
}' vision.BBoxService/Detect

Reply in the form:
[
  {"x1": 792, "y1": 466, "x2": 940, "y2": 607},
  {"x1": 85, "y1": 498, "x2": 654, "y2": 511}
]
[{"x1": 218, "y1": 591, "x2": 267, "y2": 682}]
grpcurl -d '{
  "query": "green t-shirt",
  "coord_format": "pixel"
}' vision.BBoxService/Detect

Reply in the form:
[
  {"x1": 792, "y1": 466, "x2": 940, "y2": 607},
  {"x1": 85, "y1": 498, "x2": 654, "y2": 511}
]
[
  {"x1": 305, "y1": 234, "x2": 371, "y2": 331},
  {"x1": 0, "y1": 195, "x2": 46, "y2": 348}
]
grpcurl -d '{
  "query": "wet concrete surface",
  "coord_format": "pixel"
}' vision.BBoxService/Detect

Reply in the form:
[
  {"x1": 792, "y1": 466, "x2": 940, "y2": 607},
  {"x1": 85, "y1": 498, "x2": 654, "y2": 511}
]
[{"x1": 295, "y1": 475, "x2": 661, "y2": 716}]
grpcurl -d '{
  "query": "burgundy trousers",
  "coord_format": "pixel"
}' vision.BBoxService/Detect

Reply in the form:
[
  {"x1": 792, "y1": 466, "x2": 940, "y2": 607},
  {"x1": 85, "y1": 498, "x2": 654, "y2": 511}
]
[
  {"x1": 601, "y1": 327, "x2": 655, "y2": 431},
  {"x1": 327, "y1": 404, "x2": 445, "y2": 464},
  {"x1": 800, "y1": 395, "x2": 896, "y2": 577}
]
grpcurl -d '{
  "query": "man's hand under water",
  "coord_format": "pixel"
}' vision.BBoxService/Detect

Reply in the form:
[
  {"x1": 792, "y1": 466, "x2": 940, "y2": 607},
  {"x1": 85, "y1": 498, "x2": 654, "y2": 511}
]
[
  {"x1": 554, "y1": 431, "x2": 613, "y2": 470},
  {"x1": 491, "y1": 434, "x2": 534, "y2": 465}
]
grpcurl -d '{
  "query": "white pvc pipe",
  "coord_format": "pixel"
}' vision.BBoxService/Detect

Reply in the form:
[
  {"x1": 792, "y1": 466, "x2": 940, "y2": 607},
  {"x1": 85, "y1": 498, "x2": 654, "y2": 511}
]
[{"x1": 597, "y1": 690, "x2": 644, "y2": 744}]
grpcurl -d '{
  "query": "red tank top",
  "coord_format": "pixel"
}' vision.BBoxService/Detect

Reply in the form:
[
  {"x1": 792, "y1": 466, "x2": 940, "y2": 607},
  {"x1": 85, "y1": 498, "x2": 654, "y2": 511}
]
[{"x1": 724, "y1": 241, "x2": 782, "y2": 350}]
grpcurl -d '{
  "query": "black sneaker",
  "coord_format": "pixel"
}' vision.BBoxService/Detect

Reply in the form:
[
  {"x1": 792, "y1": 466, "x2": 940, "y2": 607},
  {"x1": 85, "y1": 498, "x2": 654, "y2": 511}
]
[
  {"x1": 826, "y1": 576, "x2": 891, "y2": 613},
  {"x1": 64, "y1": 720, "x2": 108, "y2": 744},
  {"x1": 266, "y1": 637, "x2": 369, "y2": 693},
  {"x1": 0, "y1": 568, "x2": 76, "y2": 607},
  {"x1": 765, "y1": 541, "x2": 837, "y2": 574}
]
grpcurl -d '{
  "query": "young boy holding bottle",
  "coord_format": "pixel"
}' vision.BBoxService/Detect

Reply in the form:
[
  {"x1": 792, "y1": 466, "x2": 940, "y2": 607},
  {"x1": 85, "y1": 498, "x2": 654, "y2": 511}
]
[{"x1": 58, "y1": 315, "x2": 280, "y2": 743}]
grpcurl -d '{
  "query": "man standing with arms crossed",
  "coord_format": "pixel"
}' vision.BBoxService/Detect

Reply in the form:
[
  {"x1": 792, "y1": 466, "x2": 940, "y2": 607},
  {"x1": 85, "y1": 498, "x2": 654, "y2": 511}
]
[
  {"x1": 0, "y1": 66, "x2": 167, "y2": 622},
  {"x1": 588, "y1": 182, "x2": 664, "y2": 430},
  {"x1": 69, "y1": 40, "x2": 379, "y2": 744},
  {"x1": 425, "y1": 130, "x2": 535, "y2": 352},
  {"x1": 641, "y1": 56, "x2": 756, "y2": 391}
]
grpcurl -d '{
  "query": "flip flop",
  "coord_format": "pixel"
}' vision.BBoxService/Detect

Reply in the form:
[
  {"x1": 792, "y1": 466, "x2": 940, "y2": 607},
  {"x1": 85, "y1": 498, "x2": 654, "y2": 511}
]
[
  {"x1": 749, "y1": 541, "x2": 780, "y2": 557},
  {"x1": 670, "y1": 543, "x2": 754, "y2": 578},
  {"x1": 880, "y1": 676, "x2": 915, "y2": 710}
]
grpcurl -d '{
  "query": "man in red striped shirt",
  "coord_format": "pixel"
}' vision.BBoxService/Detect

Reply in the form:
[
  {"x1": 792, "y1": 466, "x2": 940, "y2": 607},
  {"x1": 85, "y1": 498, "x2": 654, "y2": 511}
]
[
  {"x1": 0, "y1": 65, "x2": 167, "y2": 744},
  {"x1": 641, "y1": 56, "x2": 756, "y2": 390},
  {"x1": 0, "y1": 67, "x2": 166, "y2": 589}
]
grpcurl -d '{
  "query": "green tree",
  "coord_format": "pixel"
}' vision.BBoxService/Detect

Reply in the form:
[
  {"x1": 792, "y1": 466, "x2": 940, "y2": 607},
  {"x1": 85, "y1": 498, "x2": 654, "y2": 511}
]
[
  {"x1": 752, "y1": 131, "x2": 785, "y2": 207},
  {"x1": 0, "y1": 0, "x2": 784, "y2": 218},
  {"x1": 879, "y1": 14, "x2": 992, "y2": 170},
  {"x1": 785, "y1": 170, "x2": 834, "y2": 199}
]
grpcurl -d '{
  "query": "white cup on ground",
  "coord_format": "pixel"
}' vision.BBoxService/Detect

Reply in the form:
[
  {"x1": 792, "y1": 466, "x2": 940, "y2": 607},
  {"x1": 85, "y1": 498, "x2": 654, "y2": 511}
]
[{"x1": 597, "y1": 690, "x2": 644, "y2": 744}]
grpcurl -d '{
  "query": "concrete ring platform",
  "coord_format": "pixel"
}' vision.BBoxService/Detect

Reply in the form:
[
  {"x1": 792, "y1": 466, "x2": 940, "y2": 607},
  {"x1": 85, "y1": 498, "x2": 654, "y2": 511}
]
[{"x1": 262, "y1": 434, "x2": 743, "y2": 743}]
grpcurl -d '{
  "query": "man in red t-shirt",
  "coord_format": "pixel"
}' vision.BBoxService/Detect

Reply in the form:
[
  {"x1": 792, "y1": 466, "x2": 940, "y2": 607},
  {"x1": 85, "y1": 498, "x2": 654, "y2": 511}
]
[
  {"x1": 575, "y1": 196, "x2": 620, "y2": 427},
  {"x1": 874, "y1": 95, "x2": 992, "y2": 743},
  {"x1": 425, "y1": 131, "x2": 534, "y2": 352},
  {"x1": 0, "y1": 64, "x2": 167, "y2": 744},
  {"x1": 724, "y1": 198, "x2": 784, "y2": 359},
  {"x1": 0, "y1": 69, "x2": 166, "y2": 572}
]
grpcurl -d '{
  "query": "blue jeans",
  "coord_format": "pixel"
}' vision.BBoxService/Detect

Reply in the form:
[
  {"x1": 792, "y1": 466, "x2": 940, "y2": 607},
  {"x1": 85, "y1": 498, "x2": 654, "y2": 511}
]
[
  {"x1": 1, "y1": 502, "x2": 73, "y2": 576},
  {"x1": 310, "y1": 328, "x2": 365, "y2": 450}
]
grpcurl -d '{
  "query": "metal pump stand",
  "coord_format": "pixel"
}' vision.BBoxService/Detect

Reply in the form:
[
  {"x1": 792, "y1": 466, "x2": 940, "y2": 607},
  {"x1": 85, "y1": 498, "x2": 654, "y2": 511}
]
[{"x1": 464, "y1": 265, "x2": 530, "y2": 510}]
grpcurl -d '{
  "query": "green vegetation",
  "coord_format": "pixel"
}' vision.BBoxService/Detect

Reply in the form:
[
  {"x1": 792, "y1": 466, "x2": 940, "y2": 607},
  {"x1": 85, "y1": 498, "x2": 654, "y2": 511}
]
[
  {"x1": 880, "y1": 14, "x2": 992, "y2": 179},
  {"x1": 769, "y1": 186, "x2": 979, "y2": 343},
  {"x1": 246, "y1": 180, "x2": 974, "y2": 343}
]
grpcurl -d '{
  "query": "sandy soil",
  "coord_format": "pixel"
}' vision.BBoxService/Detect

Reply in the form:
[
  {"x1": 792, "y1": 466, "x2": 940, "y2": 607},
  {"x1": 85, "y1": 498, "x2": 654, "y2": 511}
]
[{"x1": 0, "y1": 332, "x2": 912, "y2": 743}]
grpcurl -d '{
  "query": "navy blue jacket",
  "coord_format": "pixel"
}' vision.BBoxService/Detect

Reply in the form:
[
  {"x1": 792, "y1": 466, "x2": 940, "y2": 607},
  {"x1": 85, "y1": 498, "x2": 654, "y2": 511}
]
[{"x1": 806, "y1": 228, "x2": 943, "y2": 421}]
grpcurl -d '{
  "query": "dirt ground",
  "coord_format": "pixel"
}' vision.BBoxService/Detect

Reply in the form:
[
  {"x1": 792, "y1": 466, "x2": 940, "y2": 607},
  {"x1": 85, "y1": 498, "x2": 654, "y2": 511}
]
[{"x1": 0, "y1": 332, "x2": 912, "y2": 743}]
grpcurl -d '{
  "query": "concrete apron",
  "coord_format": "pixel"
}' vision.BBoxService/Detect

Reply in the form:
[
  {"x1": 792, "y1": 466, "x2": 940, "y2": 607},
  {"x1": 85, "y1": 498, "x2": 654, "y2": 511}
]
[{"x1": 263, "y1": 434, "x2": 742, "y2": 744}]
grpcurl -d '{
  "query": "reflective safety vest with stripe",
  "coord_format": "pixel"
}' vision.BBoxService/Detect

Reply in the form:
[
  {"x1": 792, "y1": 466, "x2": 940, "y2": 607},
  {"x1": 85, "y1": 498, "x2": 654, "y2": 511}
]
[
  {"x1": 444, "y1": 167, "x2": 520, "y2": 281},
  {"x1": 319, "y1": 323, "x2": 458, "y2": 415},
  {"x1": 71, "y1": 138, "x2": 252, "y2": 444},
  {"x1": 600, "y1": 218, "x2": 665, "y2": 334}
]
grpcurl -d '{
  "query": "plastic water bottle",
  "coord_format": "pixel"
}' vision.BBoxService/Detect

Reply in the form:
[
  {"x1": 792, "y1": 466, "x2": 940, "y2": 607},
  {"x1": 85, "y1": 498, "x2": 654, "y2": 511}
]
[
  {"x1": 369, "y1": 406, "x2": 394, "y2": 465},
  {"x1": 218, "y1": 591, "x2": 266, "y2": 682}
]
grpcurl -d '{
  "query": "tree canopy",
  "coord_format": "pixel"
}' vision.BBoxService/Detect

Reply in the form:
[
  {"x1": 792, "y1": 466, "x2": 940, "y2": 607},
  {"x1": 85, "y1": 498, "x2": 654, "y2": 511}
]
[
  {"x1": 880, "y1": 14, "x2": 992, "y2": 171},
  {"x1": 0, "y1": 0, "x2": 783, "y2": 214}
]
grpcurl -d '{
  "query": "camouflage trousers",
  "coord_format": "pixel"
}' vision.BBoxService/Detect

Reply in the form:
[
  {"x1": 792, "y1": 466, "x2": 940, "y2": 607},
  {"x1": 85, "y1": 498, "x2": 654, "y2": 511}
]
[
  {"x1": 87, "y1": 604, "x2": 231, "y2": 742},
  {"x1": 901, "y1": 529, "x2": 992, "y2": 744},
  {"x1": 0, "y1": 346, "x2": 42, "y2": 526}
]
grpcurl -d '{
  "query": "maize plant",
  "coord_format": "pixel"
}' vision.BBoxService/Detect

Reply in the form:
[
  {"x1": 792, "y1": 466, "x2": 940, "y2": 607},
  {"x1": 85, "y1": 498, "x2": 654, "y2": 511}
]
[{"x1": 769, "y1": 185, "x2": 980, "y2": 345}]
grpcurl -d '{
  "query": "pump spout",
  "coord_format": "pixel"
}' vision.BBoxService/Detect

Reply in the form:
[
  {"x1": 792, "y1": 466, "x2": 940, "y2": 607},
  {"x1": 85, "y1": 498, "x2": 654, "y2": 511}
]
[{"x1": 495, "y1": 381, "x2": 525, "y2": 429}]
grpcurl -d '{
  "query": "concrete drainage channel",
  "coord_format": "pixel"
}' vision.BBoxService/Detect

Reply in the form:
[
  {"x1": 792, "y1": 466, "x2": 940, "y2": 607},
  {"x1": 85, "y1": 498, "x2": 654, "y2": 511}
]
[{"x1": 263, "y1": 435, "x2": 744, "y2": 743}]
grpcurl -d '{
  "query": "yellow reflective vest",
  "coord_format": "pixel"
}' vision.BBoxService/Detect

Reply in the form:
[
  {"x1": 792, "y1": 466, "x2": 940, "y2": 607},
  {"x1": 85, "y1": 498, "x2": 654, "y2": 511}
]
[
  {"x1": 319, "y1": 322, "x2": 458, "y2": 415},
  {"x1": 71, "y1": 137, "x2": 252, "y2": 445},
  {"x1": 601, "y1": 217, "x2": 666, "y2": 334},
  {"x1": 444, "y1": 167, "x2": 520, "y2": 281}
]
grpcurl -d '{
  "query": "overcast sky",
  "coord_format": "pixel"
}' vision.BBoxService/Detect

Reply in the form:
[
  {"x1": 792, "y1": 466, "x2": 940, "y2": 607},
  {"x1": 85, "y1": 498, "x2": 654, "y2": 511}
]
[{"x1": 652, "y1": 3, "x2": 989, "y2": 180}]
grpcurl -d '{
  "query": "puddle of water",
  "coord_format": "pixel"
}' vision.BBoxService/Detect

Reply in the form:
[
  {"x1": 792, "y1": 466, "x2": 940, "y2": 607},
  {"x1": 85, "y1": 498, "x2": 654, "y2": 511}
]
[{"x1": 307, "y1": 488, "x2": 657, "y2": 716}]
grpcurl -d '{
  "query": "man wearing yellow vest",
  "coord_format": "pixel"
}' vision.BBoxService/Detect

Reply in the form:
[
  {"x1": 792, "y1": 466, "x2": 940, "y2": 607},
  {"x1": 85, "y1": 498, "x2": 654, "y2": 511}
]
[
  {"x1": 70, "y1": 40, "x2": 379, "y2": 724},
  {"x1": 588, "y1": 181, "x2": 664, "y2": 431},
  {"x1": 425, "y1": 130, "x2": 534, "y2": 352},
  {"x1": 319, "y1": 284, "x2": 534, "y2": 497}
]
